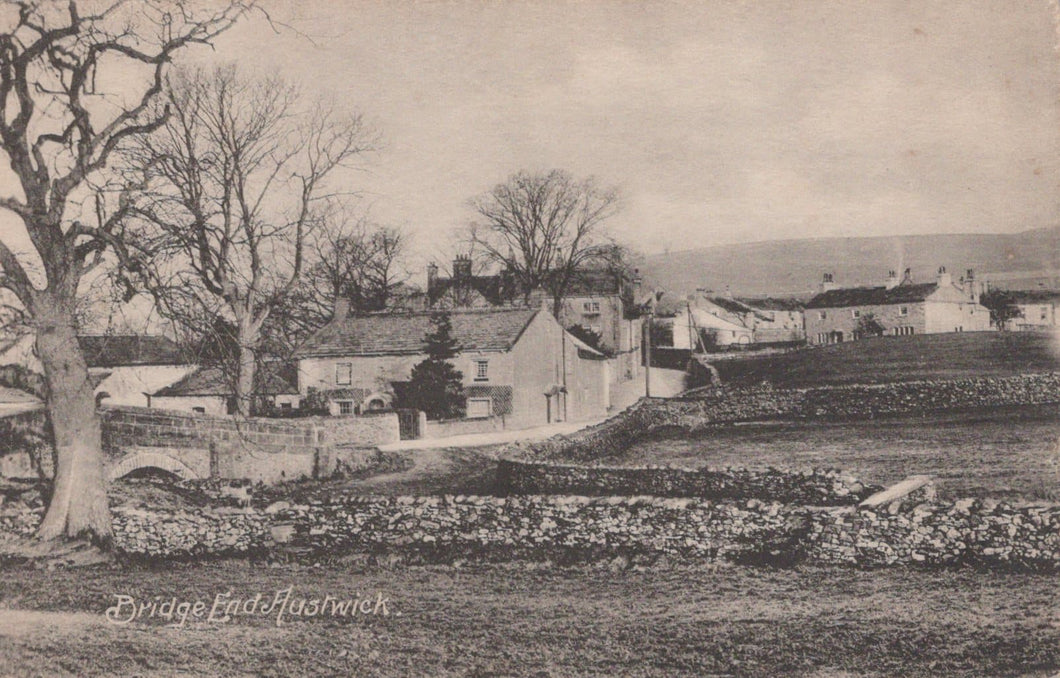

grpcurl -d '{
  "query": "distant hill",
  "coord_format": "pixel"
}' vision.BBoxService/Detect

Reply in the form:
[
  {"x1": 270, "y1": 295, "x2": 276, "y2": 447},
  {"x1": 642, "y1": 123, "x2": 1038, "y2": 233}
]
[{"x1": 640, "y1": 227, "x2": 1060, "y2": 298}]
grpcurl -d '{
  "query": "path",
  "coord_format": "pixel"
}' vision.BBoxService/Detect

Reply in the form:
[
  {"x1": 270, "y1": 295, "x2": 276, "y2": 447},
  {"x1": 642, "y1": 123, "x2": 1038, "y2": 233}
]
[{"x1": 356, "y1": 447, "x2": 453, "y2": 488}]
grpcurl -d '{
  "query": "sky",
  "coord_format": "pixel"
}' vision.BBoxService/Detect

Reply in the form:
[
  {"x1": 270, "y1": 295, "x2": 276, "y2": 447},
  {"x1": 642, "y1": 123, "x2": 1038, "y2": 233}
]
[
  {"x1": 1, "y1": 0, "x2": 1059, "y2": 282},
  {"x1": 190, "y1": 0, "x2": 1060, "y2": 261}
]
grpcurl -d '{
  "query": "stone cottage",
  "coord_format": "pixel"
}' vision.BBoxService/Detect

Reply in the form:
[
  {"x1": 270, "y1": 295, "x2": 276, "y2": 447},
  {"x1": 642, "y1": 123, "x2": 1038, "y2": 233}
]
[
  {"x1": 0, "y1": 333, "x2": 196, "y2": 407},
  {"x1": 294, "y1": 305, "x2": 610, "y2": 428},
  {"x1": 804, "y1": 268, "x2": 991, "y2": 344},
  {"x1": 426, "y1": 258, "x2": 643, "y2": 384},
  {"x1": 1007, "y1": 289, "x2": 1060, "y2": 330},
  {"x1": 147, "y1": 365, "x2": 301, "y2": 415}
]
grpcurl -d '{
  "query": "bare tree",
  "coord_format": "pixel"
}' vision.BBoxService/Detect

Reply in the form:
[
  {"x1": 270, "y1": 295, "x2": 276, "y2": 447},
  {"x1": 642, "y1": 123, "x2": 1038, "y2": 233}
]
[
  {"x1": 256, "y1": 218, "x2": 409, "y2": 369},
  {"x1": 124, "y1": 65, "x2": 375, "y2": 416},
  {"x1": 466, "y1": 169, "x2": 621, "y2": 316},
  {"x1": 309, "y1": 218, "x2": 409, "y2": 317},
  {"x1": 0, "y1": 1, "x2": 251, "y2": 544}
]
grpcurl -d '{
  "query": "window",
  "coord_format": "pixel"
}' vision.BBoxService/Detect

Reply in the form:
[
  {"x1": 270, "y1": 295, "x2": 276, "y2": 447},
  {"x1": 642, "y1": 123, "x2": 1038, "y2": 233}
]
[
  {"x1": 852, "y1": 309, "x2": 861, "y2": 319},
  {"x1": 1042, "y1": 306, "x2": 1050, "y2": 321},
  {"x1": 473, "y1": 359, "x2": 489, "y2": 382},
  {"x1": 583, "y1": 300, "x2": 601, "y2": 314},
  {"x1": 335, "y1": 362, "x2": 352, "y2": 386},
  {"x1": 280, "y1": 402, "x2": 292, "y2": 410},
  {"x1": 192, "y1": 406, "x2": 206, "y2": 414},
  {"x1": 818, "y1": 311, "x2": 827, "y2": 320},
  {"x1": 337, "y1": 401, "x2": 353, "y2": 415},
  {"x1": 899, "y1": 306, "x2": 908, "y2": 317},
  {"x1": 466, "y1": 397, "x2": 492, "y2": 419}
]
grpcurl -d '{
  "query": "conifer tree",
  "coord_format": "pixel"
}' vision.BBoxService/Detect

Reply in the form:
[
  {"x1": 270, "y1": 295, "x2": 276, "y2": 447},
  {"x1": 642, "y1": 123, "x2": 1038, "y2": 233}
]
[{"x1": 400, "y1": 314, "x2": 466, "y2": 419}]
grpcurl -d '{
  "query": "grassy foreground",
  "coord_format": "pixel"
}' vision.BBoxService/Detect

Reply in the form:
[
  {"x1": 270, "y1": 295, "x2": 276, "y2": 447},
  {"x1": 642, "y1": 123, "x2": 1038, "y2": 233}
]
[
  {"x1": 712, "y1": 331, "x2": 1060, "y2": 388},
  {"x1": 0, "y1": 560, "x2": 1058, "y2": 677}
]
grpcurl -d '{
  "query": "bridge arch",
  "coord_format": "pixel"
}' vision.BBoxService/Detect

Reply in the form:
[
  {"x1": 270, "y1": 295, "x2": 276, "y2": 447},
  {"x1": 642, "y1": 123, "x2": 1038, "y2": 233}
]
[{"x1": 108, "y1": 451, "x2": 204, "y2": 482}]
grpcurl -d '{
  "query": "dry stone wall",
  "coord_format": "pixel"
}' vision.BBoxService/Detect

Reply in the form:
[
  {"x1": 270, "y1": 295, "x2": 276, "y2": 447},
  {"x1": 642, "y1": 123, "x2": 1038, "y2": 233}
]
[
  {"x1": 516, "y1": 373, "x2": 1060, "y2": 462},
  {"x1": 808, "y1": 500, "x2": 1060, "y2": 569},
  {"x1": 497, "y1": 459, "x2": 879, "y2": 506},
  {"x1": 3, "y1": 492, "x2": 1058, "y2": 570}
]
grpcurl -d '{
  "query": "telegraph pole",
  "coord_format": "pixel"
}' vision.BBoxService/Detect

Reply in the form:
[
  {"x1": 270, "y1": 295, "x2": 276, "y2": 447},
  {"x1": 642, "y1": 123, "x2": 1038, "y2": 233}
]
[{"x1": 643, "y1": 298, "x2": 654, "y2": 398}]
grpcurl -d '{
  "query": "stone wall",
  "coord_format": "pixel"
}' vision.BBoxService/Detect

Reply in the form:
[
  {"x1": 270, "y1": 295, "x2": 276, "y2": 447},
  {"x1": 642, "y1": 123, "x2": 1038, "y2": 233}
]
[
  {"x1": 808, "y1": 499, "x2": 1060, "y2": 569},
  {"x1": 96, "y1": 495, "x2": 801, "y2": 562},
  {"x1": 424, "y1": 416, "x2": 505, "y2": 439},
  {"x1": 316, "y1": 412, "x2": 401, "y2": 448},
  {"x1": 681, "y1": 373, "x2": 1060, "y2": 422},
  {"x1": 514, "y1": 373, "x2": 1060, "y2": 462},
  {"x1": 497, "y1": 459, "x2": 879, "y2": 506},
  {"x1": 3, "y1": 487, "x2": 1058, "y2": 570}
]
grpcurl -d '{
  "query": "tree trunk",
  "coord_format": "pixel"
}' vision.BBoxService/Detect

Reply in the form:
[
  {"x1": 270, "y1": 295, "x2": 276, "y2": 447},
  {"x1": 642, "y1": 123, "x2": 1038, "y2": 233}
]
[
  {"x1": 235, "y1": 341, "x2": 256, "y2": 417},
  {"x1": 33, "y1": 305, "x2": 112, "y2": 544}
]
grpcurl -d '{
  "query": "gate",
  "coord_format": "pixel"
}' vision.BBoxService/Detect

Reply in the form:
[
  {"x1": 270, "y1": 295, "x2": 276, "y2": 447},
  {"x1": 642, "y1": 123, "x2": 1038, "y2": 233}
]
[{"x1": 394, "y1": 408, "x2": 421, "y2": 440}]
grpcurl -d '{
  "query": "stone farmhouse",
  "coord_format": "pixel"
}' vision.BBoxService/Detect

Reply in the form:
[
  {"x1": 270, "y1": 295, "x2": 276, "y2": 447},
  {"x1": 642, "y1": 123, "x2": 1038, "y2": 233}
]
[
  {"x1": 805, "y1": 268, "x2": 991, "y2": 344},
  {"x1": 294, "y1": 305, "x2": 610, "y2": 428},
  {"x1": 426, "y1": 257, "x2": 643, "y2": 384},
  {"x1": 1007, "y1": 289, "x2": 1060, "y2": 330},
  {"x1": 0, "y1": 333, "x2": 195, "y2": 407}
]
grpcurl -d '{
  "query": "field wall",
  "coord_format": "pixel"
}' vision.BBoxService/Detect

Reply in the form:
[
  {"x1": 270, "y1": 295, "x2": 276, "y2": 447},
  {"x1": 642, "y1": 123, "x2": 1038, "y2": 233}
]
[
  {"x1": 4, "y1": 492, "x2": 1057, "y2": 571},
  {"x1": 516, "y1": 372, "x2": 1060, "y2": 462},
  {"x1": 496, "y1": 459, "x2": 879, "y2": 506}
]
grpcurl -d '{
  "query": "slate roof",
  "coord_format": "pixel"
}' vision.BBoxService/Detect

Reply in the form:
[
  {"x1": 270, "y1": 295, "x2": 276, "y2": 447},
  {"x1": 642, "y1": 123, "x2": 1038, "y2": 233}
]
[
  {"x1": 734, "y1": 296, "x2": 805, "y2": 312},
  {"x1": 805, "y1": 283, "x2": 938, "y2": 309},
  {"x1": 152, "y1": 365, "x2": 298, "y2": 397},
  {"x1": 706, "y1": 296, "x2": 752, "y2": 315},
  {"x1": 78, "y1": 335, "x2": 184, "y2": 367},
  {"x1": 295, "y1": 308, "x2": 541, "y2": 358}
]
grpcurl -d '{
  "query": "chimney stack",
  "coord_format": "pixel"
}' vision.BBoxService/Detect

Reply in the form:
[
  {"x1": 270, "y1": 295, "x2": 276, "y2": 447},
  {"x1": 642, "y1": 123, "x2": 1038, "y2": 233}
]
[
  {"x1": 453, "y1": 255, "x2": 472, "y2": 280},
  {"x1": 936, "y1": 265, "x2": 951, "y2": 288},
  {"x1": 885, "y1": 269, "x2": 899, "y2": 290},
  {"x1": 820, "y1": 272, "x2": 838, "y2": 293},
  {"x1": 963, "y1": 268, "x2": 982, "y2": 303},
  {"x1": 901, "y1": 268, "x2": 913, "y2": 285}
]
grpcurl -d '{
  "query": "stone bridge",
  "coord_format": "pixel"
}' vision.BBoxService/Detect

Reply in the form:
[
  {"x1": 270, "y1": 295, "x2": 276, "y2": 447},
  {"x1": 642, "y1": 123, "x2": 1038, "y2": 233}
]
[
  {"x1": 100, "y1": 405, "x2": 399, "y2": 484},
  {"x1": 106, "y1": 446, "x2": 210, "y2": 482}
]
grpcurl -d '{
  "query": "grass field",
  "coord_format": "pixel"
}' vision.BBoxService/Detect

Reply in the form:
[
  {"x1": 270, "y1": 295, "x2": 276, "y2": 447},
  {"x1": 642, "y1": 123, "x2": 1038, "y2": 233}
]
[
  {"x1": 712, "y1": 331, "x2": 1060, "y2": 388},
  {"x1": 1, "y1": 560, "x2": 1058, "y2": 677},
  {"x1": 619, "y1": 405, "x2": 1060, "y2": 501}
]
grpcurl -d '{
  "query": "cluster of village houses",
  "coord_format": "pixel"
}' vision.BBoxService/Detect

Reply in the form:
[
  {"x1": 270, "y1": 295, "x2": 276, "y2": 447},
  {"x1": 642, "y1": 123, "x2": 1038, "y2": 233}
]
[{"x1": 2, "y1": 260, "x2": 1058, "y2": 435}]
